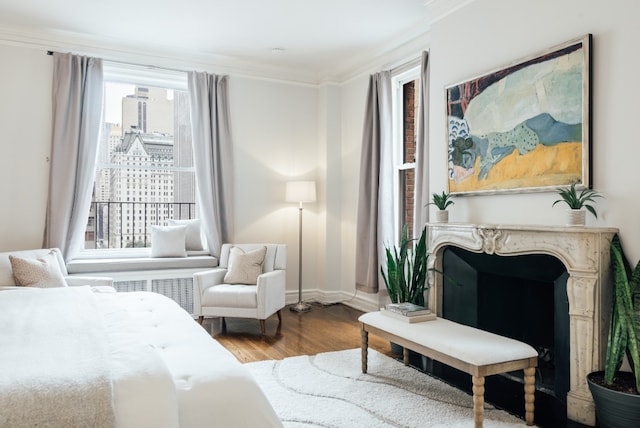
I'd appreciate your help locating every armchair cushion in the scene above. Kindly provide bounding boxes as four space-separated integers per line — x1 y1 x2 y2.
223 246 267 285
9 250 67 288
202 284 258 308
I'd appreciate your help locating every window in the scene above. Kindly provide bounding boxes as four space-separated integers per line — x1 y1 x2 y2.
84 65 195 250
391 66 420 242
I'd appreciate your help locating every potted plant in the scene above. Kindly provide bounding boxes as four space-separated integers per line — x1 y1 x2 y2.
552 182 603 226
380 224 429 355
429 191 454 223
381 224 429 307
586 234 640 427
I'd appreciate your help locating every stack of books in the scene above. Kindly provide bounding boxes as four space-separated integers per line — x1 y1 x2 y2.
380 302 436 323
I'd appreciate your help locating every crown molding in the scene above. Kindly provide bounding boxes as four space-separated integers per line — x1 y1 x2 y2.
0 0 474 87
0 25 322 86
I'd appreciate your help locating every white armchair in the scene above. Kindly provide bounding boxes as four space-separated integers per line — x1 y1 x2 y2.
193 243 286 335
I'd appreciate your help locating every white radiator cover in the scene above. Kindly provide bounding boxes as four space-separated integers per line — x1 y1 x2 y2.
73 268 210 315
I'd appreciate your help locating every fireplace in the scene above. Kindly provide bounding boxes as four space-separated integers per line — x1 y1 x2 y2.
426 223 618 426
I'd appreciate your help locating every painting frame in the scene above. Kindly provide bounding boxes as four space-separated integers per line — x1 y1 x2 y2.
445 34 592 195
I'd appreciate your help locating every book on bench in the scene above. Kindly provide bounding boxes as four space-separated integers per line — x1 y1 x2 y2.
380 308 436 323
383 302 431 316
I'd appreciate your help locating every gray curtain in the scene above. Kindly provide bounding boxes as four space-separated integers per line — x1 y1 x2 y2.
187 72 234 257
413 51 431 237
355 71 393 294
44 53 104 261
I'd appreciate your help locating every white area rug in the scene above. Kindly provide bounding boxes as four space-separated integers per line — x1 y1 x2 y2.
245 348 534 428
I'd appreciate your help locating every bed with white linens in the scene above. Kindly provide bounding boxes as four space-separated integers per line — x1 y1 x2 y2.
0 285 282 428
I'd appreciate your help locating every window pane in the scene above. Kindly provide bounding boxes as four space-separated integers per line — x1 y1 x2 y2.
85 82 195 249
400 78 418 240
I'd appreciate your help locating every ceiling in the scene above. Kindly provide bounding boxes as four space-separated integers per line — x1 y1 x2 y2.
0 0 471 82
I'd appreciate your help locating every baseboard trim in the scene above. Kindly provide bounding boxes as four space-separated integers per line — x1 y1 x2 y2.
286 289 379 313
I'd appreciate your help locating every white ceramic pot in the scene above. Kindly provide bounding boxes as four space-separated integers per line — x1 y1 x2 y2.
433 210 449 223
566 209 586 226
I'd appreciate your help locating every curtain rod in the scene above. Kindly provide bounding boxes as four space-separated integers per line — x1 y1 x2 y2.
45 50 190 74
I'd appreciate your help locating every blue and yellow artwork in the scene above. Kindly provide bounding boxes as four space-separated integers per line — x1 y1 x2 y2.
446 35 590 194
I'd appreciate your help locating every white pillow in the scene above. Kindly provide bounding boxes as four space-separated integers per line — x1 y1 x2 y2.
223 246 267 285
151 225 187 258
168 219 204 251
9 250 67 288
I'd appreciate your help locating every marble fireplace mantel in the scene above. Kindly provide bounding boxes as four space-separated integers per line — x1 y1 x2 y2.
426 223 619 426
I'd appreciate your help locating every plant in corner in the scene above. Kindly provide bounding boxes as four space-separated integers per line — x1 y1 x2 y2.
380 224 429 307
586 234 640 427
552 182 603 225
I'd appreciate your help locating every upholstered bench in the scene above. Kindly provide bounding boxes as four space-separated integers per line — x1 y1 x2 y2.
358 311 537 428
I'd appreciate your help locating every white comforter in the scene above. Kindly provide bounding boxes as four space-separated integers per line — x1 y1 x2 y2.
0 286 283 428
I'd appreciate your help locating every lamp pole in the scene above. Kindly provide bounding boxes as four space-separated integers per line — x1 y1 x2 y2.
286 181 315 313
290 200 311 312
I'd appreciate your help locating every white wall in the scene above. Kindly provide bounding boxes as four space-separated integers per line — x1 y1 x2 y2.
228 76 320 297
428 0 640 262
0 45 52 251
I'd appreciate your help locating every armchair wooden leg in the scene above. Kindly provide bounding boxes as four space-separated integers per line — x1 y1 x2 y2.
221 317 227 332
260 319 266 335
276 309 282 323
197 316 204 324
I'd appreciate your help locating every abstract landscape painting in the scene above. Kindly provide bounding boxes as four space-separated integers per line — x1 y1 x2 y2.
446 34 591 194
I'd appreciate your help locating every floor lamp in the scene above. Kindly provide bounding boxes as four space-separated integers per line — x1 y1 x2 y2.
286 180 316 313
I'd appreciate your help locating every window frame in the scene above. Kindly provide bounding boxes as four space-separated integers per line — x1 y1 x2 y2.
391 65 420 244
81 63 196 255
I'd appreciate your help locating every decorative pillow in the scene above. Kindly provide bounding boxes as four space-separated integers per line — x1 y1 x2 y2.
168 219 204 251
223 246 267 285
9 250 67 288
151 225 187 258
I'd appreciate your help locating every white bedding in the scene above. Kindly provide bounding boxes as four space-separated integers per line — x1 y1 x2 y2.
0 286 282 428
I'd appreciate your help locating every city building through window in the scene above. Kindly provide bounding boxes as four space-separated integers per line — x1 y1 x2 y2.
84 68 195 250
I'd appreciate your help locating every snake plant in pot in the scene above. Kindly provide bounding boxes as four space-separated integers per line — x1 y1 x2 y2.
586 234 640 427
380 224 429 307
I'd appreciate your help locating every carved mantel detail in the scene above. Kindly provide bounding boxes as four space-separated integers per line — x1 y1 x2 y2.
426 223 618 426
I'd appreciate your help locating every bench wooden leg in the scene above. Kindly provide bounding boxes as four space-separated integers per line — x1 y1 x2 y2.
360 327 368 373
472 375 484 428
524 367 535 425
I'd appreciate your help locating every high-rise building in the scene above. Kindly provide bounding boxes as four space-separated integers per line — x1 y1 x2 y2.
109 131 174 248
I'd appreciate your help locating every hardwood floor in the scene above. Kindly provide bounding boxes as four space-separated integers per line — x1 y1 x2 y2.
200 302 395 363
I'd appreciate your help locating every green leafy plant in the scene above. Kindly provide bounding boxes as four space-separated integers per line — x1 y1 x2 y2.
429 191 455 211
380 224 429 306
604 234 640 393
552 183 603 218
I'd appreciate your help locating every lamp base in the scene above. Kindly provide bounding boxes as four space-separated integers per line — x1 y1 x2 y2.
289 301 312 313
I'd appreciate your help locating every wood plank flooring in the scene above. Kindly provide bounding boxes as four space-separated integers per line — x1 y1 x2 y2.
200 302 395 363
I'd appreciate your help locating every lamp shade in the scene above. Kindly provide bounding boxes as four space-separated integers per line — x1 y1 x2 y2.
286 181 316 203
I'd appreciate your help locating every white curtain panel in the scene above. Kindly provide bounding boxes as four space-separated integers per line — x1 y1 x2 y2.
413 51 431 237
45 53 104 261
355 71 393 294
187 72 234 257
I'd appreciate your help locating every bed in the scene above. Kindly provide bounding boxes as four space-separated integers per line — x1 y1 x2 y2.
0 285 283 428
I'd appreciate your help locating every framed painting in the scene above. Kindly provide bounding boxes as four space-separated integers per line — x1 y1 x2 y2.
446 34 592 195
